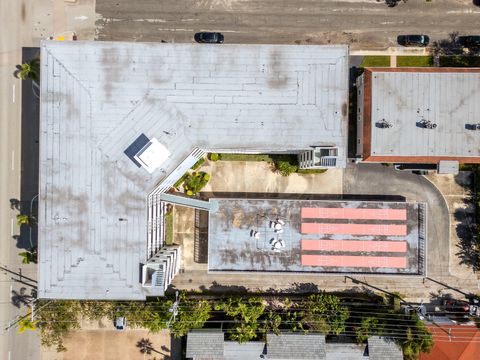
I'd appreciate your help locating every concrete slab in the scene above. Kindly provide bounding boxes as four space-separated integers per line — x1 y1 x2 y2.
201 161 343 195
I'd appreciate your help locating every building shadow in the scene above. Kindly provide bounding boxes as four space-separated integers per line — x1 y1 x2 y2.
18 47 40 250
200 192 404 202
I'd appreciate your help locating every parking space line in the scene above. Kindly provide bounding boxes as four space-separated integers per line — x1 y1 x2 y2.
12 84 15 103
11 218 14 235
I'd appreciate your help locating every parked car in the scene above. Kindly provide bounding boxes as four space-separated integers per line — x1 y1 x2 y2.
397 35 430 47
456 35 480 49
115 316 126 330
194 32 224 44
443 299 470 313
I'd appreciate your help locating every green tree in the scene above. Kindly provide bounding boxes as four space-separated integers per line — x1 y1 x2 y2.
16 214 32 226
18 312 38 333
215 297 265 343
261 310 282 336
16 58 40 83
398 316 433 360
19 247 38 264
355 316 384 342
183 172 210 196
169 294 212 337
36 300 82 352
302 293 349 335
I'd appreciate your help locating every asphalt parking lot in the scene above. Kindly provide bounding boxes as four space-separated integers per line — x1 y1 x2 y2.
95 0 480 49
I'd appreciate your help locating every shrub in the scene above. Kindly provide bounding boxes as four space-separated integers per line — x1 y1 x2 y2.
173 173 188 189
191 158 205 170
209 153 219 161
302 293 349 335
271 155 298 176
183 172 210 196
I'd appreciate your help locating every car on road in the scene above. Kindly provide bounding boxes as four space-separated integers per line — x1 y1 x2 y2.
456 35 480 49
443 299 470 314
115 316 126 331
194 32 224 44
397 35 430 47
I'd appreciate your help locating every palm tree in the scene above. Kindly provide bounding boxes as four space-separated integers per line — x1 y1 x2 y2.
16 214 31 226
15 58 40 84
17 314 38 334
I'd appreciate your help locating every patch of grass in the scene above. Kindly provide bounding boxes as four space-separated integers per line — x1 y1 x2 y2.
360 56 390 68
397 56 433 67
297 169 328 174
165 211 174 245
218 153 273 162
440 56 480 67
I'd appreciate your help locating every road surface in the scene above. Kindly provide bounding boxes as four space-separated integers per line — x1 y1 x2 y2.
96 0 480 49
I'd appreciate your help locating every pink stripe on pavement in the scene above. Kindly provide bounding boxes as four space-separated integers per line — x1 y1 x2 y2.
301 254 407 268
301 239 407 253
301 207 406 220
301 223 407 236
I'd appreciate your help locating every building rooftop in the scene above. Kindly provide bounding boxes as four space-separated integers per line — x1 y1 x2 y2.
367 336 403 360
38 41 348 300
208 199 425 275
266 333 326 360
364 68 480 162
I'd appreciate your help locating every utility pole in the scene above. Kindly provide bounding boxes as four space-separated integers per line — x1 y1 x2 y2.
166 291 180 328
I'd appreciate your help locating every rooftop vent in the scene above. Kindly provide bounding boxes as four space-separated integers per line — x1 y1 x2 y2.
418 119 437 129
376 119 393 129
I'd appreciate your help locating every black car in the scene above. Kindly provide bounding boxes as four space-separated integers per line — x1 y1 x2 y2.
397 35 430 47
456 35 480 49
194 32 224 44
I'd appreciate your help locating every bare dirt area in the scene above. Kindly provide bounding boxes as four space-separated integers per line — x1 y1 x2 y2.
43 329 180 360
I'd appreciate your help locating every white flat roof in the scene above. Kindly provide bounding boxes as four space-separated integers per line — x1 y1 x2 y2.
369 69 480 158
134 138 171 174
38 41 348 300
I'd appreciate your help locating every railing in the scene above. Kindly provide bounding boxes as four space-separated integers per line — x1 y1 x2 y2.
418 203 427 276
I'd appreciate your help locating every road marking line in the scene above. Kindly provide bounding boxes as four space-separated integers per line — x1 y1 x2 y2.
8 350 11 360
11 151 14 170
12 84 15 103
11 218 14 235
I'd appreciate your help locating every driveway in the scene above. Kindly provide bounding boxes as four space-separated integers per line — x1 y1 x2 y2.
343 163 449 277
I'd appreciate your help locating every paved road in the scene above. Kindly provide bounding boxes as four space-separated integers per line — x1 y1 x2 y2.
96 0 480 49
0 0 95 359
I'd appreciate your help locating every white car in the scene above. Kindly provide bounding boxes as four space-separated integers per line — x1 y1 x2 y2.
115 317 126 331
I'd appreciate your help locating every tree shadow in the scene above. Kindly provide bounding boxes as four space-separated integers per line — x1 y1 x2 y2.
136 338 169 358
199 281 248 294
431 32 463 57
453 190 478 271
10 287 34 308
